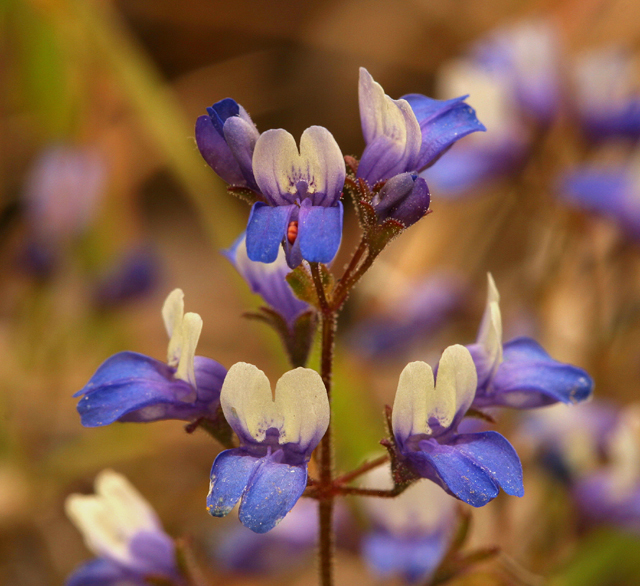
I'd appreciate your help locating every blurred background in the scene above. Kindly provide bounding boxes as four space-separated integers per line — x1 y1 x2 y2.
4 0 640 584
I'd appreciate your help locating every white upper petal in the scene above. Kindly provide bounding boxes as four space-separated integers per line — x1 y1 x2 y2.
392 345 478 439
358 67 421 156
221 362 329 450
360 464 456 536
161 289 202 391
253 126 344 205
65 470 160 564
476 274 503 376
162 288 185 366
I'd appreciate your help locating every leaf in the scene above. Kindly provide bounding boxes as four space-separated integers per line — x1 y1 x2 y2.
286 265 320 307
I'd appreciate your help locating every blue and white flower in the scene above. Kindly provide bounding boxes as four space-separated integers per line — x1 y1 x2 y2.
223 232 309 327
573 47 640 140
207 362 329 533
65 470 179 586
357 68 485 186
360 464 457 584
392 345 524 506
195 98 260 190
468 275 594 410
559 154 640 241
246 126 345 268
75 289 226 426
423 57 528 197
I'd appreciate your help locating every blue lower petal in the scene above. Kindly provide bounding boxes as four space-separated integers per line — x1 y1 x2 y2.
298 201 343 264
481 337 594 409
402 94 486 171
362 531 448 584
246 203 294 263
207 449 259 517
238 452 308 533
75 352 224 425
412 431 523 507
66 558 141 586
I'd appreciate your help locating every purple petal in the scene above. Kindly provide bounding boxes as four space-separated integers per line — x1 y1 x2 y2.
410 431 523 506
476 337 594 409
66 558 142 586
75 352 224 425
207 448 260 517
362 531 449 584
372 173 430 226
298 201 343 265
223 233 309 326
195 115 246 185
127 530 177 577
246 203 295 263
223 116 260 190
402 94 486 171
238 451 308 533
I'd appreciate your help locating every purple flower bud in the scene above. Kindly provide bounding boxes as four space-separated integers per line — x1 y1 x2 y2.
371 173 430 226
195 98 260 189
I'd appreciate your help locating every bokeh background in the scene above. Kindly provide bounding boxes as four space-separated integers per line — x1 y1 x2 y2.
3 0 640 584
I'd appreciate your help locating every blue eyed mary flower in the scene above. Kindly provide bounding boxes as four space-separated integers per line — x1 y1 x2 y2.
559 154 640 241
360 464 457 584
223 232 309 327
75 289 226 426
357 68 485 185
207 362 329 533
573 47 640 140
195 98 260 190
65 470 179 586
468 275 594 410
574 405 640 533
246 126 345 268
392 345 524 506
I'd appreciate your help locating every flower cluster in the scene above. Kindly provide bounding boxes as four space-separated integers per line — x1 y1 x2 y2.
70 65 597 586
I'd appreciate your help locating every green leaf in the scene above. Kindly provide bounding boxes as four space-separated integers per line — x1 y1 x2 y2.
286 265 320 307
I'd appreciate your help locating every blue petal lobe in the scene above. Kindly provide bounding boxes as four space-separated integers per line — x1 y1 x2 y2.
402 94 486 171
66 558 139 586
362 531 448 584
238 453 308 533
195 115 245 185
412 431 523 506
128 530 177 577
484 337 594 409
298 201 343 264
207 449 259 517
246 203 294 263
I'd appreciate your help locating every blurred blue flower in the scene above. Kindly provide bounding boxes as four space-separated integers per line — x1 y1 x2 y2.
573 47 640 140
223 232 309 327
22 144 106 276
207 363 329 533
473 19 562 123
348 271 465 359
92 247 160 310
359 464 457 584
392 345 524 507
357 68 485 185
75 289 226 425
246 126 345 268
213 499 319 573
195 98 260 190
468 275 594 409
559 163 640 240
422 50 529 197
65 470 180 586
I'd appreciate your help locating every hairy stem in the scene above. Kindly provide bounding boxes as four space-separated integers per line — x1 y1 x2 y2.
333 454 389 485
311 262 337 586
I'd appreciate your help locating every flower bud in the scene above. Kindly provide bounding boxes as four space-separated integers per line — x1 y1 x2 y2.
371 173 431 227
